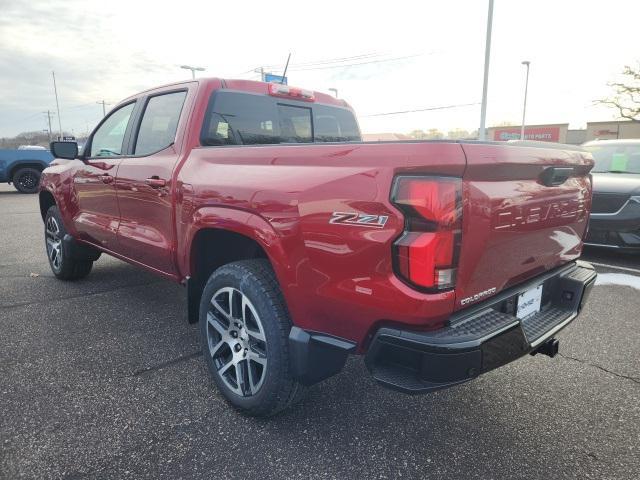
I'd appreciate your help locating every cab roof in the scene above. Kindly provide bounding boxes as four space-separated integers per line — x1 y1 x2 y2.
120 77 350 109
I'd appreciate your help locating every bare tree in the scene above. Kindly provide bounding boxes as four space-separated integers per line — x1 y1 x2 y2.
0 130 83 149
597 63 640 122
408 129 427 140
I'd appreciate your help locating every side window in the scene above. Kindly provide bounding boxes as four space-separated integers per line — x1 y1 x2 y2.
277 104 312 143
202 92 279 145
90 102 135 157
134 91 187 155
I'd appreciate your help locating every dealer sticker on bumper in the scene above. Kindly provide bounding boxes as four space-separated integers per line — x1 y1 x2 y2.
516 284 543 320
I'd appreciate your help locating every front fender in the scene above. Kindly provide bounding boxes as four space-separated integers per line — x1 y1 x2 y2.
38 162 80 235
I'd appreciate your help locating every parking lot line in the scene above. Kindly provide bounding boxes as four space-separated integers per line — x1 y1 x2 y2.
589 261 640 275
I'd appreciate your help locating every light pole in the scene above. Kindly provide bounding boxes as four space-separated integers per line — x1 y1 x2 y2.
520 60 531 140
181 65 205 79
328 88 338 98
478 0 494 141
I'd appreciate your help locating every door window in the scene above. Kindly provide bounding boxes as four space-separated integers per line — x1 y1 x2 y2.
134 91 187 155
90 103 135 157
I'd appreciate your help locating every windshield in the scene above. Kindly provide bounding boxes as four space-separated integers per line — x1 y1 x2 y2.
585 143 640 174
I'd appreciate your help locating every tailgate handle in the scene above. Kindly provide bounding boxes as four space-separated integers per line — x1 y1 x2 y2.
540 167 574 186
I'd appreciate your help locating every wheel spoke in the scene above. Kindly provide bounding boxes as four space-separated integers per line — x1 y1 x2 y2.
230 289 243 320
48 243 56 260
207 312 227 337
242 296 265 341
248 351 267 367
218 358 234 375
236 360 249 395
247 360 257 395
246 329 265 342
211 297 231 321
208 338 225 358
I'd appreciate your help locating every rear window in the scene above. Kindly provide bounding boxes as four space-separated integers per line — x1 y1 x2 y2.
201 91 360 146
585 143 640 174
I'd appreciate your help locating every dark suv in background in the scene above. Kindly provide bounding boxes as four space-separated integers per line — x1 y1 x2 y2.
583 139 640 250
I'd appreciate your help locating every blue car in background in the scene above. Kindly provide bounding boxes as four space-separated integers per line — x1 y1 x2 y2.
0 147 54 193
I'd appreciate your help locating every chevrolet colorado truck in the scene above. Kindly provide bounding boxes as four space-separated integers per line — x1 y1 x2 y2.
39 78 597 416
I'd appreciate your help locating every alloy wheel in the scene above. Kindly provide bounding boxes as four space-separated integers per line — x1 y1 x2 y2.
45 216 63 271
206 287 268 397
17 171 38 191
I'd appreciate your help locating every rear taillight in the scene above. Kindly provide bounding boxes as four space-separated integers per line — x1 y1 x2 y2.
391 176 462 291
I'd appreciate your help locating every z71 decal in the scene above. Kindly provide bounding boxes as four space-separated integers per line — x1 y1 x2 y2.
329 212 389 229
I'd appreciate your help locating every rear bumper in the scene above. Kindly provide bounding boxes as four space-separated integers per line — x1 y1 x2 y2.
585 198 640 249
364 261 597 394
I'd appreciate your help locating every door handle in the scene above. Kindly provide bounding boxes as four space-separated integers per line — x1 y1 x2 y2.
145 177 167 188
99 174 113 184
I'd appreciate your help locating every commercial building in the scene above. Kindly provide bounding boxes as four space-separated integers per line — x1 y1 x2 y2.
488 124 568 143
487 120 640 145
584 120 640 142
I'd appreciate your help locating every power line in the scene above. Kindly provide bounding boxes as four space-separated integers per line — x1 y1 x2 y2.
362 102 480 117
64 102 99 109
260 52 383 70
285 54 423 72
0 111 43 126
237 52 390 76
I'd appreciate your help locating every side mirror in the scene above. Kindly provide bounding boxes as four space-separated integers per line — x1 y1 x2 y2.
50 141 78 160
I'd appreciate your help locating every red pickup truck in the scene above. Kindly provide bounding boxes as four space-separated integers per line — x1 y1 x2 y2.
39 78 597 416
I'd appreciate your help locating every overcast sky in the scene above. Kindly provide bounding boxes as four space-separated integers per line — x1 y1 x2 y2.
0 0 638 138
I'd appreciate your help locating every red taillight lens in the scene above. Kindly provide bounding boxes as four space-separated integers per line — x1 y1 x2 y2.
394 179 459 227
268 83 315 101
391 176 462 291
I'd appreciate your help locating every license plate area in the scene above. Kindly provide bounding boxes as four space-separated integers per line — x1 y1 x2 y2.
516 284 543 320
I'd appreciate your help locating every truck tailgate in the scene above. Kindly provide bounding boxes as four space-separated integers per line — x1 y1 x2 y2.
454 143 593 311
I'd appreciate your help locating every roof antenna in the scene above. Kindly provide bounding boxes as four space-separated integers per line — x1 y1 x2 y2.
281 53 291 84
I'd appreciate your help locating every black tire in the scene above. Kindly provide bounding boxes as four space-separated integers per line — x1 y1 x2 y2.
13 167 41 194
199 259 305 416
44 205 93 280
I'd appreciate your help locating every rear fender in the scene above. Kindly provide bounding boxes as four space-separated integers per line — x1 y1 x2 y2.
182 206 296 322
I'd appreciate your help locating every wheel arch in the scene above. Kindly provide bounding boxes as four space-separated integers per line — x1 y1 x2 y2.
39 189 56 221
184 208 294 324
9 161 46 179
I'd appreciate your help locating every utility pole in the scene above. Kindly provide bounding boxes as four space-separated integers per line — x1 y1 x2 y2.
478 0 494 141
329 88 338 98
520 61 531 140
43 110 54 142
52 71 63 140
97 100 110 117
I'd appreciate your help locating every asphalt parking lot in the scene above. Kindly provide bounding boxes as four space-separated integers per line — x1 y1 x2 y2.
1 183 639 480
